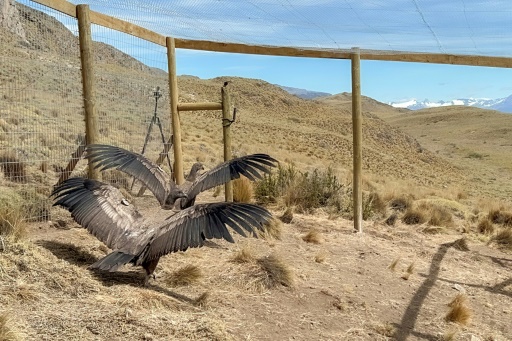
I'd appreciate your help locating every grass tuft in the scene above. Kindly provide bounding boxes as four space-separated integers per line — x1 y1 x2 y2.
279 206 294 224
384 213 397 226
256 254 294 288
259 217 282 240
489 228 512 250
0 207 27 243
477 218 495 235
402 209 427 225
301 228 323 244
233 176 254 203
488 209 512 227
452 238 469 251
231 244 256 264
0 152 27 183
389 196 412 212
0 312 23 341
445 294 472 325
194 292 210 307
165 264 202 287
388 257 400 272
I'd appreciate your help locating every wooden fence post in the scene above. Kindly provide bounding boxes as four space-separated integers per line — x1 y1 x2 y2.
77 4 100 180
167 37 184 185
351 47 363 233
222 83 233 202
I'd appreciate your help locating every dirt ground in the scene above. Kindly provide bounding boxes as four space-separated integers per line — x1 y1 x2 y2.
1 191 510 341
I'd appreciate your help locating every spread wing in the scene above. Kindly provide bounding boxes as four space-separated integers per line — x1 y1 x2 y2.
143 202 272 261
85 144 172 206
51 177 150 254
180 154 278 208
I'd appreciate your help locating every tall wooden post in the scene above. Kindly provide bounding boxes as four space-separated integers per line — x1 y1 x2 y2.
166 37 184 185
222 83 233 202
351 47 363 233
77 4 100 180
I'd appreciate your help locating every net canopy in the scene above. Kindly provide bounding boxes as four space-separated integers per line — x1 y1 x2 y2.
64 0 512 57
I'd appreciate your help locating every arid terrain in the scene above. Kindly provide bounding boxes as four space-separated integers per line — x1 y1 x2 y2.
0 2 511 341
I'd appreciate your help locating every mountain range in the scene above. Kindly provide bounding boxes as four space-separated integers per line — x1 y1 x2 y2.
388 95 512 113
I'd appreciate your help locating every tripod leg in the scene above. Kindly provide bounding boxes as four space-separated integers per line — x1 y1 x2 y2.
131 118 156 191
155 117 173 174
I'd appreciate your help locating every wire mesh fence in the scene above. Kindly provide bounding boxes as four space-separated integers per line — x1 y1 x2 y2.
0 1 174 222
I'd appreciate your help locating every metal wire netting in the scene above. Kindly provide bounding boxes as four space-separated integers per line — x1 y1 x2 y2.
64 0 512 57
0 1 174 222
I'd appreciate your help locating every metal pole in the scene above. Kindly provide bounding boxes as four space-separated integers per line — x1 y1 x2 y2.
77 4 100 180
351 47 363 233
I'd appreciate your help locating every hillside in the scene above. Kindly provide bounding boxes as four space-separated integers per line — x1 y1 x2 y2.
0 2 511 341
374 106 512 199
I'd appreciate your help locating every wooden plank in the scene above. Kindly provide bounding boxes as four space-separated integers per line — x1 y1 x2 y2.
90 11 166 46
167 37 184 185
221 83 233 202
77 5 100 180
31 0 76 17
351 48 362 233
31 0 512 68
178 102 223 111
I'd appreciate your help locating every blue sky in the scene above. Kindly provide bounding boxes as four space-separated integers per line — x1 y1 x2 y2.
26 0 512 104
176 50 512 103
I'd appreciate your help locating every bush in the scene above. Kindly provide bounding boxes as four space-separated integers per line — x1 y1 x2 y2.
488 209 512 227
402 209 427 225
389 196 412 212
0 152 27 183
254 164 298 204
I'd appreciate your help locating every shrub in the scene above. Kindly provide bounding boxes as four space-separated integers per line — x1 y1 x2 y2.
0 153 27 183
389 196 412 212
362 191 386 220
445 294 472 325
488 209 512 227
477 218 494 235
254 163 297 204
256 254 294 288
489 228 512 250
402 209 427 225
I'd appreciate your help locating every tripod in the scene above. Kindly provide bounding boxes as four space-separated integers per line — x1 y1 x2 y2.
131 86 173 190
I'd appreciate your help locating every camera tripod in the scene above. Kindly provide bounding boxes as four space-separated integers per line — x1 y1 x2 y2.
131 86 173 190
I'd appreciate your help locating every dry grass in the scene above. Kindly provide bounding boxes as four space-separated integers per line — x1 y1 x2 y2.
372 322 396 337
427 206 454 227
279 206 294 223
478 218 495 235
388 196 412 212
259 217 282 240
384 213 397 226
230 244 256 264
452 237 470 251
193 292 210 307
445 294 472 325
402 209 427 225
401 262 415 280
0 312 23 341
0 152 27 183
314 252 327 263
489 228 512 250
302 228 323 244
165 264 203 287
488 209 512 227
255 254 294 289
0 207 27 243
233 176 253 203
388 257 400 272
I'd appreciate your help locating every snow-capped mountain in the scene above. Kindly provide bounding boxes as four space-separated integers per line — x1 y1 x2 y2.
389 95 512 113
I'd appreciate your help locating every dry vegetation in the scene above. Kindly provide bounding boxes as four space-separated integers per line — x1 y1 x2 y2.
0 3 511 340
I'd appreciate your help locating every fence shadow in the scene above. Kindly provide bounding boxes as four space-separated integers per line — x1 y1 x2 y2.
393 242 453 341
